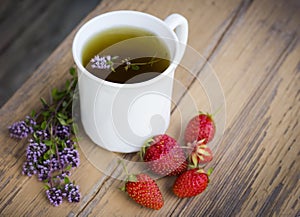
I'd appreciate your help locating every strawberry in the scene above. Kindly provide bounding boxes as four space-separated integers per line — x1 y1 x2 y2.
188 140 213 166
140 134 187 176
184 112 215 144
123 173 164 210
173 168 212 198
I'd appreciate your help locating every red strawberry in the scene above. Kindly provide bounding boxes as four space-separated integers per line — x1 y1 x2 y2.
188 140 213 166
140 134 187 176
173 168 212 198
184 112 215 144
124 173 164 210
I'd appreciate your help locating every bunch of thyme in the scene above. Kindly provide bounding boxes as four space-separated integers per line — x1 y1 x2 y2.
8 67 80 206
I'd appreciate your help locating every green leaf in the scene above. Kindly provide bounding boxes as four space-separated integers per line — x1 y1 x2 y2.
42 111 50 118
51 88 58 100
65 164 72 171
44 140 52 146
62 101 68 108
69 67 76 76
61 141 66 149
57 117 67 126
65 79 70 90
72 123 79 135
44 185 50 190
30 109 36 118
66 118 73 124
53 90 65 101
49 148 55 155
41 121 47 130
40 97 48 107
33 132 38 141
43 151 50 160
57 112 68 120
131 65 139 70
64 176 71 184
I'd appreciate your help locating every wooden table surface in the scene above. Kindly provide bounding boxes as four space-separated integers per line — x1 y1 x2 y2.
0 0 299 216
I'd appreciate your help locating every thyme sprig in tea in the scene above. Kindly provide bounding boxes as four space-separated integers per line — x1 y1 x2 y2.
90 55 161 72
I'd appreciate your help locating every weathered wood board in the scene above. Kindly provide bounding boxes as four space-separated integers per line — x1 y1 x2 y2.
0 0 299 216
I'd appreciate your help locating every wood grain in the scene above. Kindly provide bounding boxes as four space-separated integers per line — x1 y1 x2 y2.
0 0 101 106
0 0 299 216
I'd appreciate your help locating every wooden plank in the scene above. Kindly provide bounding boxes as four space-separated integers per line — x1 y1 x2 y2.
0 0 299 216
0 1 121 216
0 0 101 106
173 0 300 216
74 0 300 216
0 0 244 216
74 0 255 216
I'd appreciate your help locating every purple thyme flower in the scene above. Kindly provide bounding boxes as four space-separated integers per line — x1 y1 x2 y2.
8 120 34 139
90 55 112 69
35 130 50 140
63 183 80 203
22 161 37 177
46 187 63 206
25 115 36 126
59 148 80 168
37 160 51 181
56 125 71 139
26 139 47 163
37 158 61 181
57 170 71 180
123 58 131 66
65 139 75 148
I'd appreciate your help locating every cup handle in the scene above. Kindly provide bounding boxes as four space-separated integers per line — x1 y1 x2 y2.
164 14 188 62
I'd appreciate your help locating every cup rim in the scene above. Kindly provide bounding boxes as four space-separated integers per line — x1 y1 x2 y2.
72 10 180 89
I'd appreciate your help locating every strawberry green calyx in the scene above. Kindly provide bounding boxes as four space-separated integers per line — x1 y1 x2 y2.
191 154 198 168
119 161 139 192
119 185 126 192
197 145 211 156
187 139 213 167
196 168 205 173
207 167 213 176
127 174 138 182
140 138 155 160
195 168 213 176
199 111 212 119
119 159 138 183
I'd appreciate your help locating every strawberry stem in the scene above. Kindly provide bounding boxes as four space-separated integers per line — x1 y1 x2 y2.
118 159 129 176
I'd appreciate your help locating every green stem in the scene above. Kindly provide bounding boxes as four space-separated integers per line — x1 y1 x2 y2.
131 58 161 66
119 159 129 176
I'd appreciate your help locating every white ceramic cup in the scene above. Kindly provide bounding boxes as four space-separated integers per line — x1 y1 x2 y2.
73 10 188 153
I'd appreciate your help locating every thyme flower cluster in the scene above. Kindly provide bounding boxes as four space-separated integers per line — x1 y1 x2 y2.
90 54 160 72
8 68 80 206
